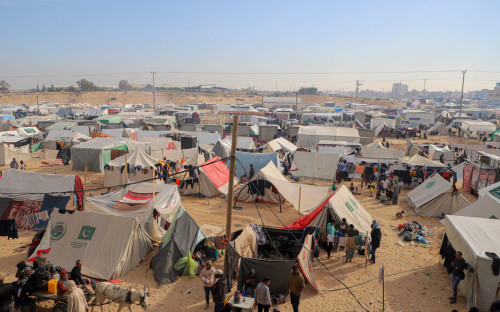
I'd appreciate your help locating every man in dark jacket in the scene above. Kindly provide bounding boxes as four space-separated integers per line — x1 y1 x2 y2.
0 275 17 312
9 158 18 169
213 270 227 312
370 221 382 264
449 251 474 304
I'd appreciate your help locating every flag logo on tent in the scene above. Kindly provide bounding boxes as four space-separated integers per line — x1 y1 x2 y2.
51 222 67 241
346 201 354 212
78 226 96 241
489 186 500 200
425 181 436 189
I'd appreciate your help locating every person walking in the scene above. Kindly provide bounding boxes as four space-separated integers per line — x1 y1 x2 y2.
255 278 271 312
200 261 216 310
449 251 474 304
66 280 88 312
326 219 338 259
345 224 359 263
288 265 305 312
212 270 227 312
370 221 382 264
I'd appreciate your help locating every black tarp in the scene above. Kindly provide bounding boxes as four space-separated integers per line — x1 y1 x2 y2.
237 257 295 296
150 209 202 285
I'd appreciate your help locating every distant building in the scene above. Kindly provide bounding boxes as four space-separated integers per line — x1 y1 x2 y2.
487 83 500 103
392 83 409 99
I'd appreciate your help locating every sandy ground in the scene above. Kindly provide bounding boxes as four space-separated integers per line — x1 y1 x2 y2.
0 134 482 312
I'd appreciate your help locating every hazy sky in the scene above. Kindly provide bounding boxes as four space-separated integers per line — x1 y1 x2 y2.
1 0 499 92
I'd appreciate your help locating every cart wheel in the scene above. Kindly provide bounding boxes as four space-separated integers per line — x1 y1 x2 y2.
52 303 67 312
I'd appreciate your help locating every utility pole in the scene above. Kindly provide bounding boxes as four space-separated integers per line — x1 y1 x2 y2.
355 80 363 98
36 96 40 116
151 71 156 114
423 79 427 100
458 70 467 118
295 90 298 113
224 115 238 277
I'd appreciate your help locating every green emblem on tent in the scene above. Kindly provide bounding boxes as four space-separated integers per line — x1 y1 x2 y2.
345 201 354 212
78 226 96 241
51 222 66 241
489 186 500 200
350 198 358 209
425 181 436 189
489 215 498 219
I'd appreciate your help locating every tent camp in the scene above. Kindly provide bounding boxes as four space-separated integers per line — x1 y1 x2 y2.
104 149 161 187
150 207 206 285
406 173 470 217
403 154 449 168
297 126 360 149
290 151 340 180
234 151 279 179
28 211 153 280
285 185 374 235
263 137 297 153
235 162 330 213
178 156 237 197
161 147 201 166
0 168 83 230
42 130 91 150
441 216 500 311
85 182 182 240
71 137 149 172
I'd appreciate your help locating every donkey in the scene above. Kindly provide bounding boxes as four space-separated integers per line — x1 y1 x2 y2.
92 282 149 312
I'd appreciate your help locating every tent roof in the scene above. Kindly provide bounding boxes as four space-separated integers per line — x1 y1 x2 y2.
453 195 500 220
407 172 452 208
478 181 500 198
72 137 129 150
201 156 232 189
298 126 359 138
403 154 449 168
267 137 297 153
108 149 159 168
45 130 91 141
46 121 79 131
360 148 404 161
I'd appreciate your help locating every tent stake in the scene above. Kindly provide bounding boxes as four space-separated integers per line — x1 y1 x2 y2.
224 115 238 276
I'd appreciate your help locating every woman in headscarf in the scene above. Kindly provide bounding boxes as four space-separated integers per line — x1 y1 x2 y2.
370 220 382 264
66 280 88 312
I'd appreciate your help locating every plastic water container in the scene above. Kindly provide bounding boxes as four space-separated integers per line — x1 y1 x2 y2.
52 274 60 280
48 279 58 294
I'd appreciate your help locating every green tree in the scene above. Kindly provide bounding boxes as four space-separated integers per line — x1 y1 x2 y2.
298 87 318 95
0 80 11 91
36 84 40 92
118 80 133 91
77 79 97 92
142 84 154 92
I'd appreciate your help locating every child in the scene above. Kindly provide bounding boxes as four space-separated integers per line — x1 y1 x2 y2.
349 183 355 192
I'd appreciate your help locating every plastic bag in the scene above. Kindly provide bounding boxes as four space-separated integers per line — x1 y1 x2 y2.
173 250 199 277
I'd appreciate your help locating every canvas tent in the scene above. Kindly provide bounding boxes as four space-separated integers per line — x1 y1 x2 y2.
285 185 374 235
290 151 340 180
71 137 148 172
403 154 449 168
235 162 330 213
179 156 237 197
42 130 90 150
213 136 257 158
28 211 153 280
161 147 200 166
0 168 83 230
406 173 470 217
427 121 449 135
85 182 182 240
359 148 404 163
428 145 455 165
263 137 297 153
441 216 500 311
104 149 161 187
150 207 206 285
297 126 360 148
453 192 500 220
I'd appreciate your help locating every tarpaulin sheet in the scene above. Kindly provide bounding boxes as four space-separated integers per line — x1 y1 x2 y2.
202 156 231 188
234 151 279 178
115 191 159 204
297 234 320 292
33 195 70 230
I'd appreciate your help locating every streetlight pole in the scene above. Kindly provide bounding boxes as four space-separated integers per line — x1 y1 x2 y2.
423 79 427 100
458 70 467 118
295 90 298 113
151 71 156 114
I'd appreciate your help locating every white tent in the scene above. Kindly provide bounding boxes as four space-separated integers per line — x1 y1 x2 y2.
460 120 497 139
235 162 330 213
104 149 161 187
85 182 182 240
297 126 360 148
290 151 340 180
428 145 455 165
264 137 297 153
451 162 465 182
406 173 470 217
212 136 257 158
28 211 153 280
161 147 201 166
42 130 91 150
478 181 500 197
403 154 449 168
453 194 500 220
359 148 404 163
287 185 374 235
442 215 500 311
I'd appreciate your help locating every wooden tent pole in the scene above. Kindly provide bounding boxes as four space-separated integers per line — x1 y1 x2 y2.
125 154 128 185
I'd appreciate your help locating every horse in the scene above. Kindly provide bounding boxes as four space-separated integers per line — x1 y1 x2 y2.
92 282 149 312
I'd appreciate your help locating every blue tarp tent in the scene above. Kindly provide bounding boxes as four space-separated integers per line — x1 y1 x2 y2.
233 151 279 178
